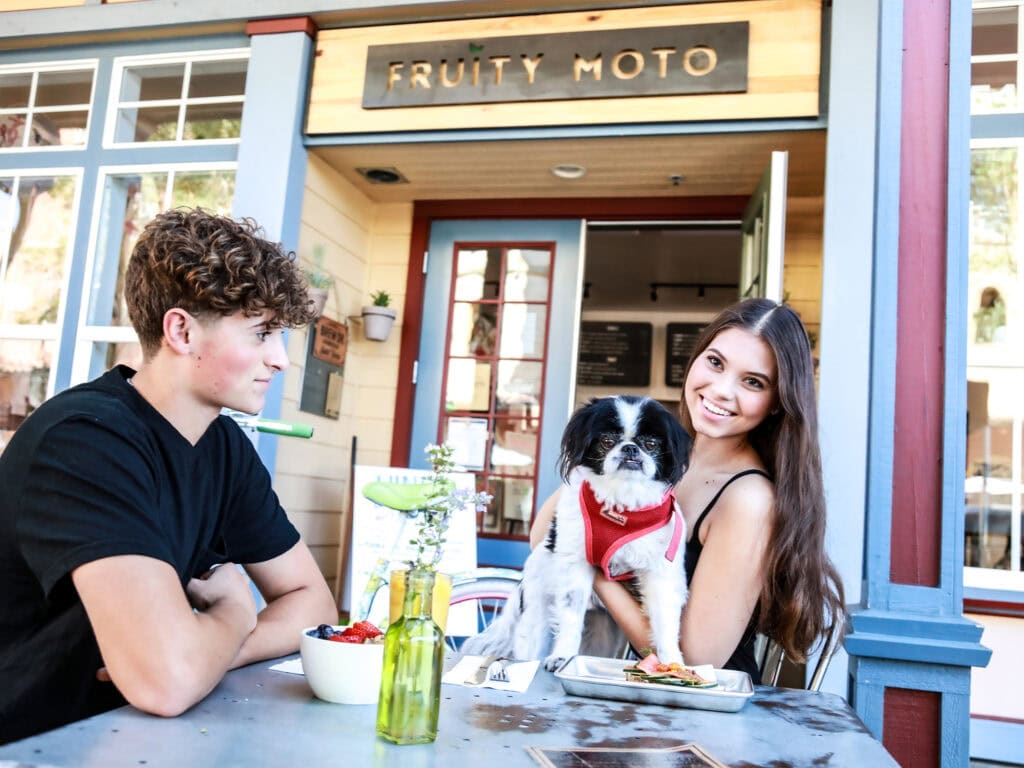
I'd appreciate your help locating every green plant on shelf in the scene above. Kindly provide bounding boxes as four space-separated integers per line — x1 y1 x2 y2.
369 289 391 307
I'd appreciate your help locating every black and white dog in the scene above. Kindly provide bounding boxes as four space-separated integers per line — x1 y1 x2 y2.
462 396 692 671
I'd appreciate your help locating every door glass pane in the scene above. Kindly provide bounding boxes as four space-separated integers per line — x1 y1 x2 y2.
0 175 76 325
454 247 501 300
34 68 93 107
492 477 534 536
445 358 491 412
492 416 537 477
0 72 32 109
187 59 247 98
504 247 550 301
499 303 546 358
966 143 1023 573
496 360 543 412
171 170 235 213
449 302 497 357
0 338 54 451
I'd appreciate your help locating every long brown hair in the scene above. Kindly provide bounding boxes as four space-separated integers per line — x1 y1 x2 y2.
680 298 844 662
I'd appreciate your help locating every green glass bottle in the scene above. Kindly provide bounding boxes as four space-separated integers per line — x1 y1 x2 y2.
376 567 444 745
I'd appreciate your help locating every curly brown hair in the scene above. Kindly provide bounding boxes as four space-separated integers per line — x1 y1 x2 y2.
125 208 316 355
679 298 845 663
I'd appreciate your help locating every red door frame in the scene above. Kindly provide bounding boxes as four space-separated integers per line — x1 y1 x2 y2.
389 195 748 466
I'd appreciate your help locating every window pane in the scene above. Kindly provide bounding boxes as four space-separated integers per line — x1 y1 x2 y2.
182 101 242 140
504 247 550 301
449 302 497 357
491 477 534 535
28 109 88 147
0 72 32 109
972 60 1018 112
0 338 53 451
120 63 185 102
0 116 25 148
88 172 169 326
0 176 76 325
34 68 93 107
973 7 1018 57
445 358 491 412
171 170 235 213
454 247 501 300
496 359 542 412
114 104 180 142
188 59 247 98
499 303 546 358
84 340 143 383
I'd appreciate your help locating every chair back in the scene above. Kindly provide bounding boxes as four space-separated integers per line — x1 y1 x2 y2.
756 610 844 692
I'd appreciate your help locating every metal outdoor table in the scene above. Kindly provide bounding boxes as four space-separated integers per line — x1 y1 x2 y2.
0 655 898 768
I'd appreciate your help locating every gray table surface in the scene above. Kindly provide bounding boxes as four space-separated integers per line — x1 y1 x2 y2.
0 655 897 768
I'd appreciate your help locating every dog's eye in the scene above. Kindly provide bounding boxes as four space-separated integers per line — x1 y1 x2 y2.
639 437 660 452
599 435 617 450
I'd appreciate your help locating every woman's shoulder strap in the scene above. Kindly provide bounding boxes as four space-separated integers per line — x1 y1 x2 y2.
690 468 772 539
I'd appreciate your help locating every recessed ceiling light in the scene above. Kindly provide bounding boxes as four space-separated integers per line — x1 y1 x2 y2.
356 167 409 184
550 164 587 180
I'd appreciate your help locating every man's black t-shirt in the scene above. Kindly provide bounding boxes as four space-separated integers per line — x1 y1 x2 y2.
0 366 299 744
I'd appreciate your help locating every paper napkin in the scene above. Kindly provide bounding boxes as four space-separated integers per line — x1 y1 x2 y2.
442 654 540 693
269 658 305 675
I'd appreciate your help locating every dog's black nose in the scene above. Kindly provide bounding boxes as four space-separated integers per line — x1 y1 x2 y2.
621 443 640 458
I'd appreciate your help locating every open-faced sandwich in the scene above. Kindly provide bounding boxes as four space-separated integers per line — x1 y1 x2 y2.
624 652 717 688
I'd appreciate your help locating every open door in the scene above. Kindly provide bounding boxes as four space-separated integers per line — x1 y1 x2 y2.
408 219 585 568
739 151 788 301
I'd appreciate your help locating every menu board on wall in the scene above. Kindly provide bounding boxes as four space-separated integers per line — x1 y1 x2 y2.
577 321 652 387
665 322 706 387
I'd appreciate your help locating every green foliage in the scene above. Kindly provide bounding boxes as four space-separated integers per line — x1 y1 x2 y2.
305 244 334 290
370 289 391 307
408 443 492 570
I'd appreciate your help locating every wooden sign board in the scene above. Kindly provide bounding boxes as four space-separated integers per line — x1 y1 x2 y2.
312 316 347 367
363 22 748 108
308 0 821 134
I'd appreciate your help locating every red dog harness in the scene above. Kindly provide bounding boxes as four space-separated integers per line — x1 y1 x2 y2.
579 481 684 581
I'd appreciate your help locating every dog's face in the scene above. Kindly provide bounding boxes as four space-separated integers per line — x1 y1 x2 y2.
559 396 691 488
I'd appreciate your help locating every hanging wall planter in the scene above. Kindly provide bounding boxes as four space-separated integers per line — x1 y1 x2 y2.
307 287 329 318
362 290 397 341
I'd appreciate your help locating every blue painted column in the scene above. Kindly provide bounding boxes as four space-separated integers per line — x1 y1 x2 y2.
231 17 315 474
844 1 990 766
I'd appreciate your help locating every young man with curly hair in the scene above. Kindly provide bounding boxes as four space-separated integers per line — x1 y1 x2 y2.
0 208 337 744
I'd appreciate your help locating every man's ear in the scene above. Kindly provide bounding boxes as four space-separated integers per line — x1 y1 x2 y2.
163 308 196 355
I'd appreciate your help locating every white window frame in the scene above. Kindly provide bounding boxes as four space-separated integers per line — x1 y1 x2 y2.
0 59 98 153
0 166 84 401
104 48 249 149
71 160 237 385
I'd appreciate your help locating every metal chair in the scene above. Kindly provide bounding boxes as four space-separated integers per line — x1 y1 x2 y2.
756 610 844 691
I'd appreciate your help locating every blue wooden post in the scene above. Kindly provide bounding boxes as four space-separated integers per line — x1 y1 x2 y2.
844 1 990 765
231 18 315 473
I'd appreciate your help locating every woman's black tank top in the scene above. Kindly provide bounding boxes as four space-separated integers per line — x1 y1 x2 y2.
683 468 771 680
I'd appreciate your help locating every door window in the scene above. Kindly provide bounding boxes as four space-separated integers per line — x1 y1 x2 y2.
440 244 552 538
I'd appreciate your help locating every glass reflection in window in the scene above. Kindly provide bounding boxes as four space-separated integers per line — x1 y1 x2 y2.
0 175 77 325
499 303 547 359
454 247 500 301
0 338 54 450
504 248 550 301
972 6 1020 112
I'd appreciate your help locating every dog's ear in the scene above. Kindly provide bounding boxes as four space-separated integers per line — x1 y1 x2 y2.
558 398 603 481
662 409 693 486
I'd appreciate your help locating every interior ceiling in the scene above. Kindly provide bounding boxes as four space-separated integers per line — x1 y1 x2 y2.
313 129 827 203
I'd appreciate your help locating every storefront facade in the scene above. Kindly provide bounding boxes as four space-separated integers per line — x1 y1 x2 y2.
0 1 1013 764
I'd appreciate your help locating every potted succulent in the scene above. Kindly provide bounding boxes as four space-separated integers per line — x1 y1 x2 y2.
305 245 333 318
362 289 398 341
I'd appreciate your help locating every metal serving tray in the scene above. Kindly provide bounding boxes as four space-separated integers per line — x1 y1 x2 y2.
554 655 754 713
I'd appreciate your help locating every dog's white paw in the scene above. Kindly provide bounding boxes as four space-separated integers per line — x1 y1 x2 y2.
543 655 569 672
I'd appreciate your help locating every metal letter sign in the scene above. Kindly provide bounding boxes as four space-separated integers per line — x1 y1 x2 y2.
362 22 748 108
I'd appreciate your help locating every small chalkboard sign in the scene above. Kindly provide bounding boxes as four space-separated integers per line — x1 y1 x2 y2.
665 322 706 388
577 321 652 387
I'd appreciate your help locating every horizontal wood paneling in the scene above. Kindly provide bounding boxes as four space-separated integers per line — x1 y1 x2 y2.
308 0 821 134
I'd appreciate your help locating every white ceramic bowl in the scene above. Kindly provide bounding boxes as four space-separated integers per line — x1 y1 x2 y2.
300 625 385 705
